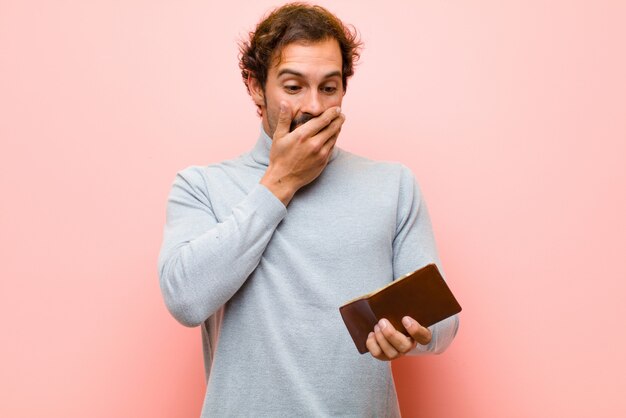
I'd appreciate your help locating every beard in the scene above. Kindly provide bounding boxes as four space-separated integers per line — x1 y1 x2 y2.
289 113 315 132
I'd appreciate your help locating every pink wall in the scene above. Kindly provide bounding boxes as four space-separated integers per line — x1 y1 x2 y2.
1 1 625 417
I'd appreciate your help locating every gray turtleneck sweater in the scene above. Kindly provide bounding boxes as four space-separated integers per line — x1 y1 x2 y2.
158 129 459 417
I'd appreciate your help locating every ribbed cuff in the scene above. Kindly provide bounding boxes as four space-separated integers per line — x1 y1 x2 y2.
246 183 288 225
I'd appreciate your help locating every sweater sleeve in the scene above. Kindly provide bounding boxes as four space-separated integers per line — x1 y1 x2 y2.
157 166 287 327
392 165 460 355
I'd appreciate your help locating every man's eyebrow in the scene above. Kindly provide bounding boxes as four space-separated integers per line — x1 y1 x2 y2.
322 70 342 79
277 69 342 79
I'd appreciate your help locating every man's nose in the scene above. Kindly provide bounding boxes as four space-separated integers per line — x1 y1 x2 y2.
299 90 323 116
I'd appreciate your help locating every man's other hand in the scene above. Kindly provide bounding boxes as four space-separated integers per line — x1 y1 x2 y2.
260 101 344 206
366 317 432 361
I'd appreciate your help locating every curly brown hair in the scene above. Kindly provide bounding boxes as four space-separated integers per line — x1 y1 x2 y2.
239 3 362 103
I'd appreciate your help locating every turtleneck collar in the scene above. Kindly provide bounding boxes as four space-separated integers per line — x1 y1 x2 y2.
250 126 340 167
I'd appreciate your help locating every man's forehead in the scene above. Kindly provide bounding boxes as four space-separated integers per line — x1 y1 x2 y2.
271 39 343 73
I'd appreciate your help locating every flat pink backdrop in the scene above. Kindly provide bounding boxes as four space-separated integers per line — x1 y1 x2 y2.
1 1 625 417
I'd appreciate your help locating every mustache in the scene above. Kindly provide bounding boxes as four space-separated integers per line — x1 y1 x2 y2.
289 113 316 132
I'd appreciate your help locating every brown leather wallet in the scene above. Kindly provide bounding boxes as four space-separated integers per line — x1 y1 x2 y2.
339 263 462 354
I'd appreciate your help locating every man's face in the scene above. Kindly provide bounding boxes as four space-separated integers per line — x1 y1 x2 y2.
252 38 345 137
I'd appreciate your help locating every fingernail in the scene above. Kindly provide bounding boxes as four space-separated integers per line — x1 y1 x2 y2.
379 319 388 330
374 324 380 333
402 317 412 328
336 107 341 114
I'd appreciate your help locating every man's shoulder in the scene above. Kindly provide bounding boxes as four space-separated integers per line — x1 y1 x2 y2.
175 153 250 181
168 153 250 198
334 148 415 180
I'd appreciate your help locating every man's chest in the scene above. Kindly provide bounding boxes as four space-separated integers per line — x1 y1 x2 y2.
204 162 398 261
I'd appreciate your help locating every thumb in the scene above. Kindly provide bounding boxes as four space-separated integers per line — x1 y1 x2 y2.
402 316 432 345
273 101 292 140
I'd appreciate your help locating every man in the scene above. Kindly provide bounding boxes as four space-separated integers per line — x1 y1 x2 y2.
158 3 459 416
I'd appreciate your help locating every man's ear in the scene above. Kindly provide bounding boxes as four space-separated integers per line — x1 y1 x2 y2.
248 74 265 107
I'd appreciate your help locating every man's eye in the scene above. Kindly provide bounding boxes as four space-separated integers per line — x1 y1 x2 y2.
322 86 337 94
284 85 301 93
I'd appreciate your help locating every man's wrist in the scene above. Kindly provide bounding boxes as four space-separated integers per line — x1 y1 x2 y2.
260 169 298 206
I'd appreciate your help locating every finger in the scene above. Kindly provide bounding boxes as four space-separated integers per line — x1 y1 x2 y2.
366 332 386 360
294 106 341 139
378 319 416 354
402 316 432 345
319 113 345 145
273 101 293 140
319 130 339 161
374 324 400 360
311 113 344 154
317 112 345 142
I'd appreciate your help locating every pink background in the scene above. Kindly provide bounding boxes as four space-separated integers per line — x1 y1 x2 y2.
1 1 625 417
